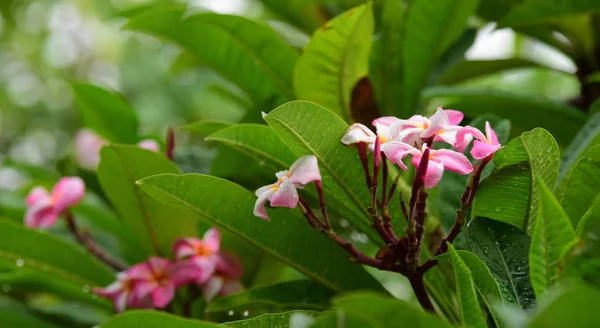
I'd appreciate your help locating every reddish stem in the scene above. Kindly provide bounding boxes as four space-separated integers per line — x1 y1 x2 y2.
166 127 175 161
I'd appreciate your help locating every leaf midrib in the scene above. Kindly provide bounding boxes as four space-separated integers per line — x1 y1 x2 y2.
205 136 290 170
490 233 523 309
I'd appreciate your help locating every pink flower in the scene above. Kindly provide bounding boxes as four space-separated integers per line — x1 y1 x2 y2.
202 251 244 302
137 139 160 152
385 143 473 188
93 272 142 313
74 129 106 170
393 107 464 146
24 177 85 228
341 120 403 154
253 155 321 221
173 228 222 283
455 122 502 160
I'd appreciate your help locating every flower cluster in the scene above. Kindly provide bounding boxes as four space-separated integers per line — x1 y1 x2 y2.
25 177 85 228
342 107 501 188
74 129 160 170
94 228 243 312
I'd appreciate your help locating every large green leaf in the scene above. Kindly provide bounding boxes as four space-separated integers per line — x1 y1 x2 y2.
528 286 600 328
125 6 298 108
499 0 600 28
309 311 376 328
100 311 218 327
401 0 480 114
205 124 297 172
529 180 577 300
0 307 60 328
557 112 600 184
72 83 139 143
467 218 536 310
207 280 334 312
438 59 545 85
0 221 114 287
264 101 378 243
138 173 385 293
223 311 318 327
182 120 233 138
422 87 585 144
473 128 560 233
98 145 197 256
294 3 374 121
258 0 326 32
448 245 487 328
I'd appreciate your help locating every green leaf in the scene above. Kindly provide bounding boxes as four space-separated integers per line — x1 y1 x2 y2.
264 101 378 244
473 128 560 232
309 311 375 328
448 245 487 328
99 311 218 327
72 83 139 143
370 0 405 116
467 217 536 309
558 112 600 182
0 221 114 287
401 0 480 114
499 0 600 28
422 87 585 144
181 120 233 137
125 6 298 108
205 124 297 172
138 173 385 293
258 0 326 32
0 307 60 328
294 3 374 121
207 280 334 312
528 286 600 328
98 145 197 256
223 311 318 327
529 179 577 300
438 59 545 85
331 292 453 328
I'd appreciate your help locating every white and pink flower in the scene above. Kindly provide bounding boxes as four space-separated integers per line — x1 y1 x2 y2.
455 121 502 160
24 177 85 228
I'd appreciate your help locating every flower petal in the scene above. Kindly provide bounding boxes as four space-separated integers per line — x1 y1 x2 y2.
269 179 299 208
434 125 461 145
383 141 419 170
51 177 85 213
220 278 244 296
74 129 106 170
444 109 464 125
253 187 276 221
471 141 502 160
454 126 486 152
170 261 204 286
191 256 218 284
216 250 244 278
485 121 500 145
255 183 277 197
126 262 153 280
147 257 172 273
341 123 376 145
422 158 445 189
421 108 449 138
133 280 157 301
172 238 199 259
202 276 224 302
24 198 58 228
26 187 50 207
203 228 221 253
372 116 400 127
151 284 175 308
288 155 321 185
137 139 160 152
433 149 473 175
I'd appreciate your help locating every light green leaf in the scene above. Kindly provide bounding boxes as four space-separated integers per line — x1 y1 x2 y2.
309 311 375 328
125 6 298 108
98 145 197 256
401 0 480 114
422 86 585 144
467 218 536 309
448 245 487 328
530 179 577 300
223 311 319 327
99 311 218 327
0 221 114 287
207 280 333 312
438 59 546 85
294 2 374 121
181 120 233 137
528 286 600 328
499 0 600 28
473 128 560 233
72 83 139 143
264 101 378 244
205 124 297 172
138 173 385 293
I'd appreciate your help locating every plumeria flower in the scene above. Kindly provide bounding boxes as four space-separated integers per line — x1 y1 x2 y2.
393 107 464 146
137 139 160 152
455 122 502 160
125 257 195 309
24 177 85 228
253 155 321 221
173 228 222 283
341 120 402 155
385 143 473 188
93 271 143 312
74 129 106 170
202 251 244 302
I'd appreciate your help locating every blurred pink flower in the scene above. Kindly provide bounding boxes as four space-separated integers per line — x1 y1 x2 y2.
254 155 321 221
455 122 502 160
173 228 222 283
24 177 85 228
74 129 106 170
202 251 244 302
93 272 142 313
137 139 160 152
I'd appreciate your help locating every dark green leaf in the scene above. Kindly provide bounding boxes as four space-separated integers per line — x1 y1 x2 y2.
100 311 218 327
422 86 585 144
181 120 233 137
473 128 560 232
499 0 600 28
401 0 480 114
138 173 385 293
529 179 577 300
448 245 487 328
294 3 374 121
98 145 197 256
223 311 319 327
207 280 333 312
72 83 139 143
0 221 114 287
467 217 536 309
558 112 600 183
258 0 326 32
125 7 298 108
309 311 378 327
528 286 600 328
0 307 60 328
438 59 545 85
